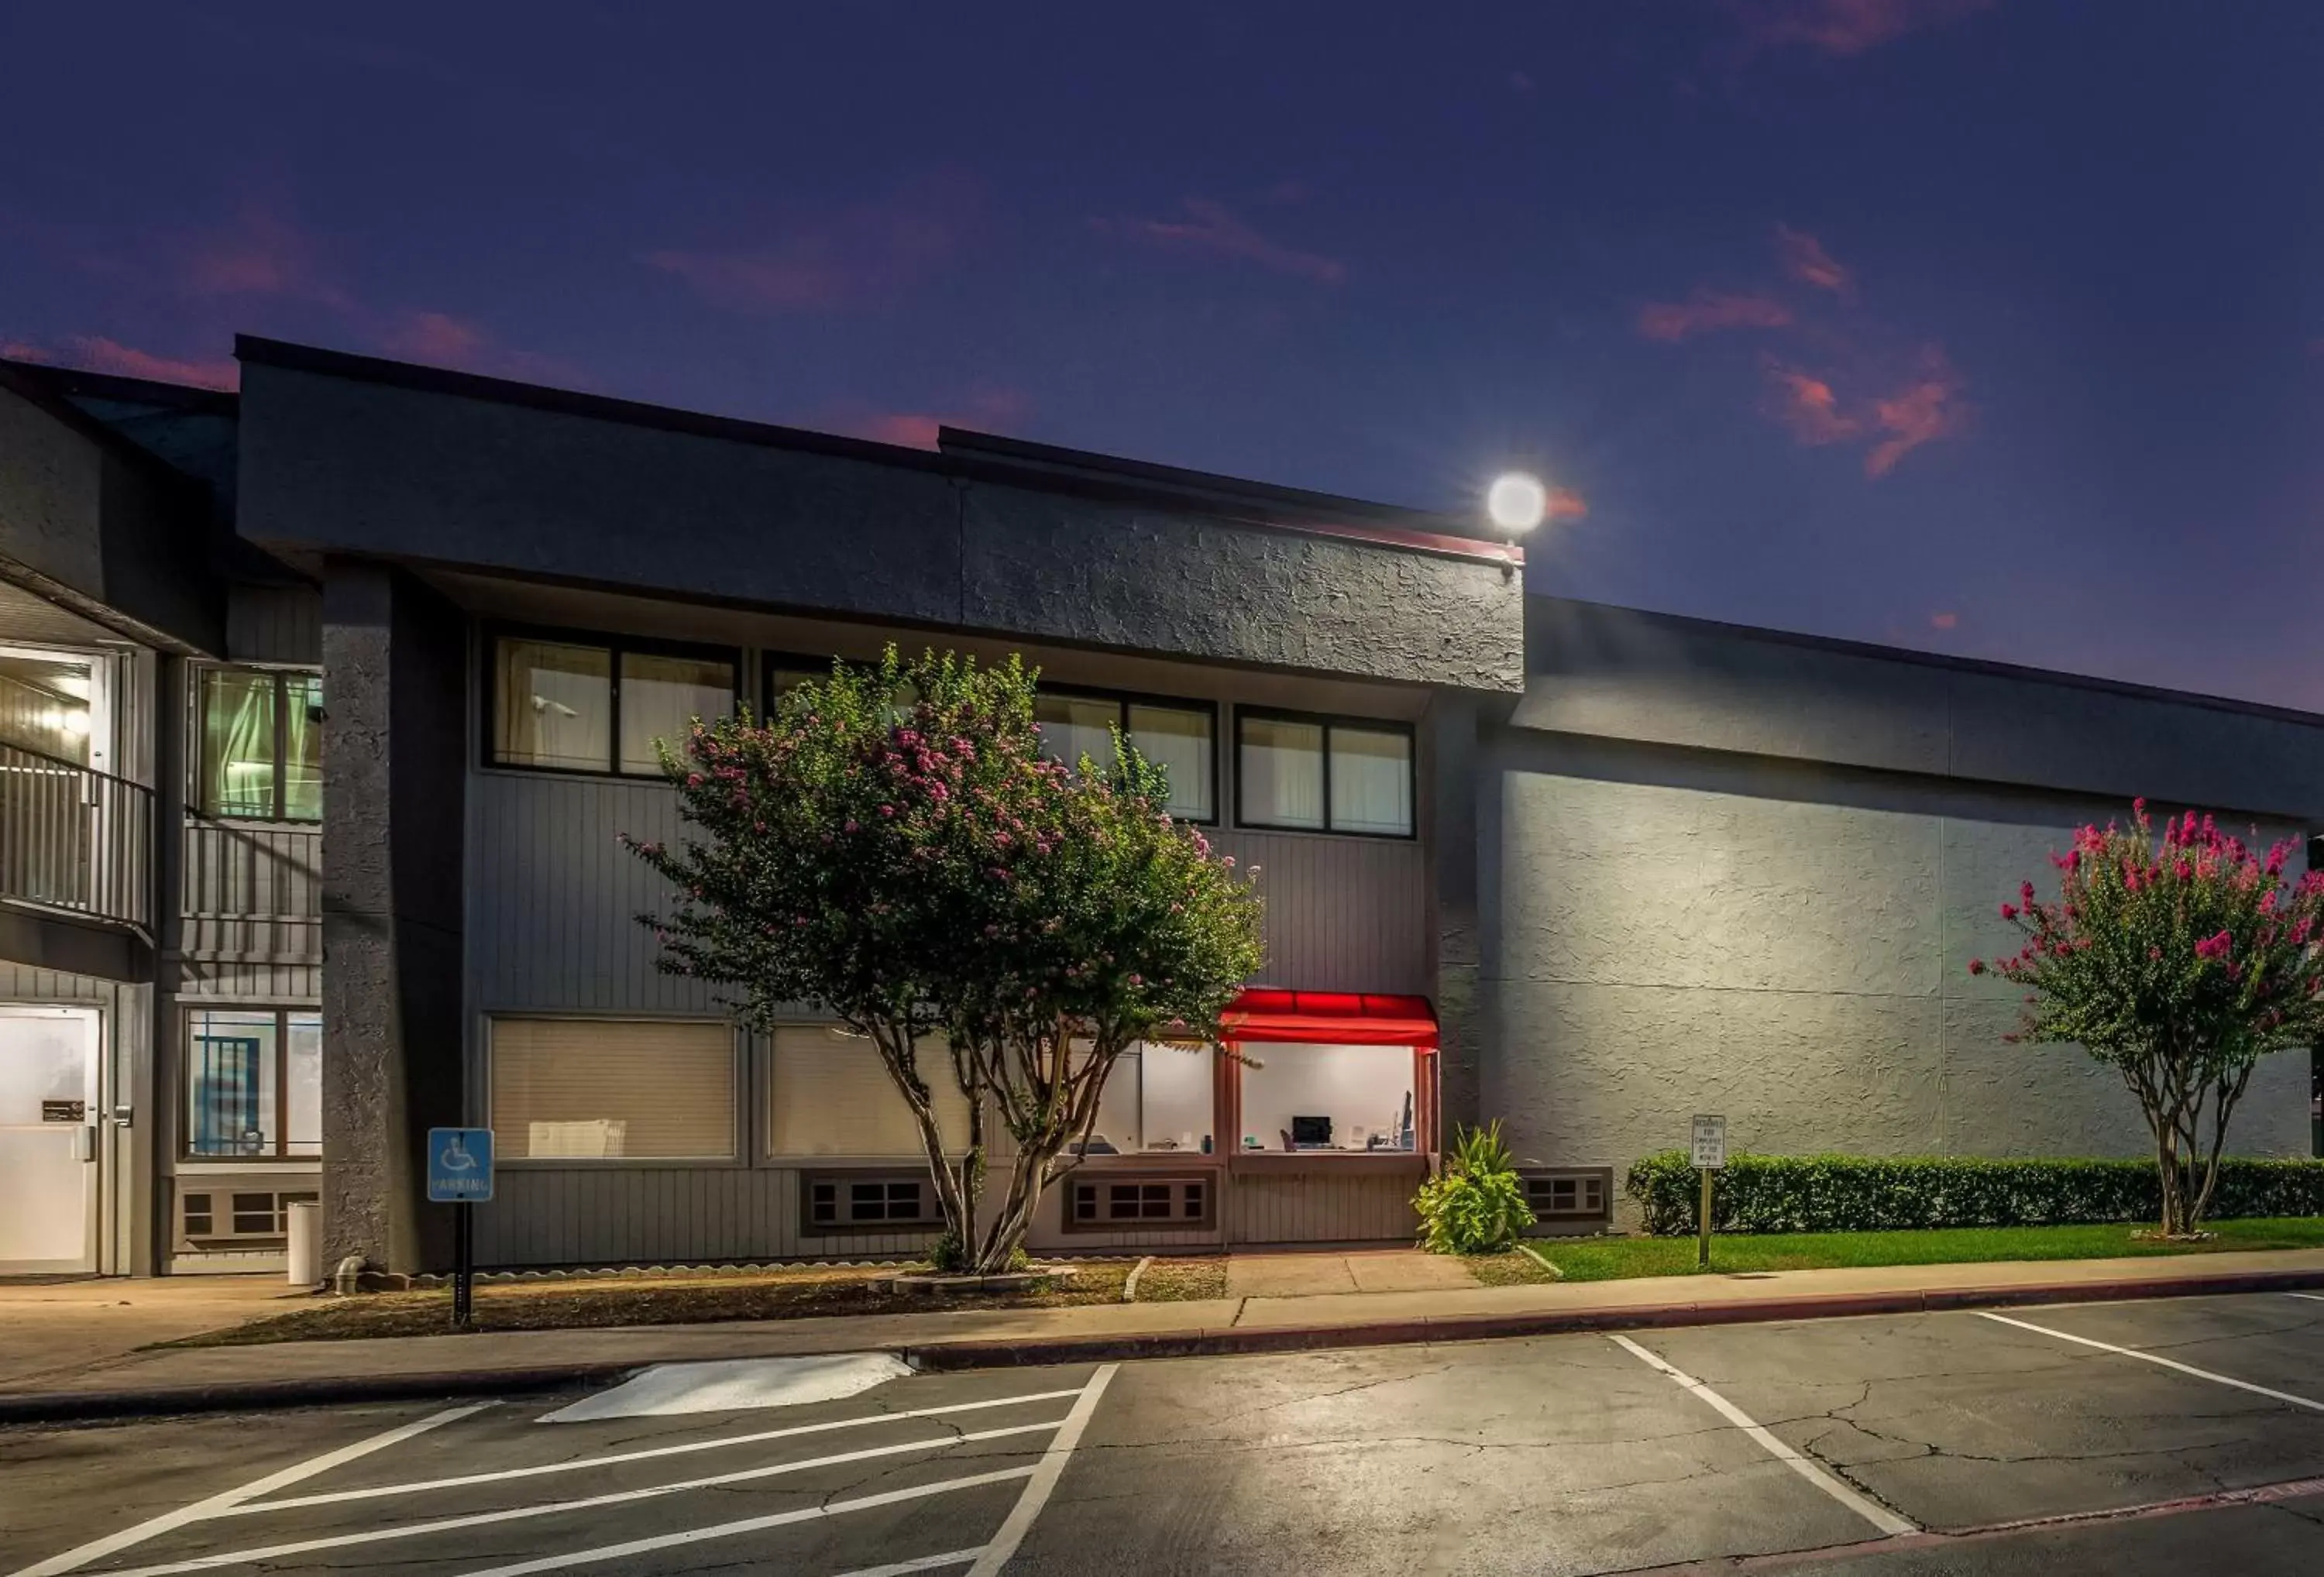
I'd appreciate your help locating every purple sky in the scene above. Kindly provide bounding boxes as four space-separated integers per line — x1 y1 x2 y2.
5 2 2322 708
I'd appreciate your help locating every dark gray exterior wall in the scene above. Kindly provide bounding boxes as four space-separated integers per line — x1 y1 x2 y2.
320 562 466 1274
0 376 222 655
1523 596 2324 820
1487 600 2324 1207
233 358 1523 693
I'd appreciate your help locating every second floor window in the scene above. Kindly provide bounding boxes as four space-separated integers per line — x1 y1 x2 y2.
1236 709 1415 837
1033 690 1216 823
199 668 321 821
492 634 737 776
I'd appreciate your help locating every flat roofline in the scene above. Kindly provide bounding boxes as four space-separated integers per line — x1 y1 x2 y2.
232 336 1514 563
1530 592 2324 731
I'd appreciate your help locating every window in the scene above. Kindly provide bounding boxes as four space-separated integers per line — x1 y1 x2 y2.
1067 1175 1212 1231
765 655 916 715
178 1187 318 1245
803 1173 946 1233
1236 710 1413 837
489 1017 737 1160
490 633 736 776
1033 690 1215 822
183 1008 321 1158
1076 1041 1215 1156
769 1026 972 1157
198 669 323 821
1236 1041 1416 1155
1521 1170 1611 1224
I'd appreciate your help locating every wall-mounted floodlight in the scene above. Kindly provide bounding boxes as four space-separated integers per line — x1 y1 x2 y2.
1487 472 1549 534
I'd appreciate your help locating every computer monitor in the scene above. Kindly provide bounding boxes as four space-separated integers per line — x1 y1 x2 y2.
1291 1115 1332 1148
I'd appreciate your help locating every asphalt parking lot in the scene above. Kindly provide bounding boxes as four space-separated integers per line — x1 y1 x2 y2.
4 1290 2322 1575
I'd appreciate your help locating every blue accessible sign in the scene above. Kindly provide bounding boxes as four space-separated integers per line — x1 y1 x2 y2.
426 1126 495 1203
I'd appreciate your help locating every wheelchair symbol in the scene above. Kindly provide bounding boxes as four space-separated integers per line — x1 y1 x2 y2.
440 1139 477 1171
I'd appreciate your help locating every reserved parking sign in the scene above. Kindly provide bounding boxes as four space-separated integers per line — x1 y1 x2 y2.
1690 1114 1728 1171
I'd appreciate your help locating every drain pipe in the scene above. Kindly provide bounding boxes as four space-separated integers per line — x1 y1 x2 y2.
331 1254 367 1297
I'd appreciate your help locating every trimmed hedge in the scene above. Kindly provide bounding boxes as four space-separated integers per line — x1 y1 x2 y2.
1624 1152 2324 1236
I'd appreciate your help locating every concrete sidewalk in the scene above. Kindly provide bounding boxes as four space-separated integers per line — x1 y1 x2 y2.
0 1274 308 1390
7 1247 2324 1423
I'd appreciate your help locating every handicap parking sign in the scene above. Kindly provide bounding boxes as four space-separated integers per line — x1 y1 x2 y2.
427 1126 495 1202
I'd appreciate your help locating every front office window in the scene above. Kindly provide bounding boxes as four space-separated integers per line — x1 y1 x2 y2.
1078 1041 1216 1156
490 1017 737 1160
491 634 737 775
1236 709 1414 837
1236 1041 1416 1155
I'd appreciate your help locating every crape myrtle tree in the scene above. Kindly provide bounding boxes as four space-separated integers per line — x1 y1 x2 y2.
1972 801 2324 1237
624 648 1264 1273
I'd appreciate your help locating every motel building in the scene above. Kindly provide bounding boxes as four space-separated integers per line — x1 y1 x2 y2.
2 338 2321 1280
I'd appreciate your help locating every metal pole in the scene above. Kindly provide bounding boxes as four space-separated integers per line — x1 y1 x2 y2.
1697 1167 1713 1270
453 1201 473 1328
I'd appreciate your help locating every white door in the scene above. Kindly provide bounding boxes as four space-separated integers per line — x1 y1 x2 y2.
0 1006 100 1273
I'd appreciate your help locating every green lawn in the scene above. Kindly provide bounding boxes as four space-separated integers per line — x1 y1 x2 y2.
1527 1216 2324 1283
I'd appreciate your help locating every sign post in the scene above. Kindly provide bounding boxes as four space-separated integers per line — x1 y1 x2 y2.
1690 1114 1728 1270
425 1127 494 1328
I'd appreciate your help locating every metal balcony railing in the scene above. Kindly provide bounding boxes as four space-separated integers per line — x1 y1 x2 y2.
0 741 153 931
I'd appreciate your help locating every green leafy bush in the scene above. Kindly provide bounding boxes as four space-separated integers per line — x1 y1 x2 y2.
1625 1151 2324 1236
1416 1122 1537 1254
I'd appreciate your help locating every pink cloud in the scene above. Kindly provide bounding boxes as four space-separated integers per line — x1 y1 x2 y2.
1732 0 1995 57
647 174 978 313
1637 290 1795 342
1093 198 1344 283
179 207 353 309
1929 611 1959 630
1 334 239 391
1762 363 1861 444
842 388 1028 451
382 310 485 363
1546 486 1589 522
1760 348 1968 475
1863 352 1968 476
373 310 590 389
1772 224 1852 294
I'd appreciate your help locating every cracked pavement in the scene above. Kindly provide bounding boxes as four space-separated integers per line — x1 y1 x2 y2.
5 1292 2324 1575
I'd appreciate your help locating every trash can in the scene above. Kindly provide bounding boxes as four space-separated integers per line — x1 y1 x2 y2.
286 1200 323 1287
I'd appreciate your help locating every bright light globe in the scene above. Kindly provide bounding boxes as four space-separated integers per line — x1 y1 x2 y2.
1487 472 1549 534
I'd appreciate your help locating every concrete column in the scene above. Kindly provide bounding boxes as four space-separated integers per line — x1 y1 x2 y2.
1424 691 1483 1137
321 562 466 1275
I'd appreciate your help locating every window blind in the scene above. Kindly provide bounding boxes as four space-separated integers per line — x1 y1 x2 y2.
490 1018 736 1160
769 1027 971 1157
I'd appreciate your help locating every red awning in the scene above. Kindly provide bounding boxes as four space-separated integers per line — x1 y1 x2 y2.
1220 988 1439 1047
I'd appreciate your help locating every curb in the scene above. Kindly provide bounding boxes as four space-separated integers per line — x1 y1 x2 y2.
906 1265 2324 1370
9 1264 2324 1425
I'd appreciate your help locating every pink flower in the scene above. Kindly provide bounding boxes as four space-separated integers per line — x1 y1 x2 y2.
1999 902 2017 920
2194 929 2233 961
879 804 896 818
1967 959 1986 975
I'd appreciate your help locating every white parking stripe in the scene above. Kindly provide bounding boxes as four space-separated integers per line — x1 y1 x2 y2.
827 1552 987 1577
2286 1293 2324 1304
223 1386 1087 1514
6 1403 487 1577
1977 1311 2324 1411
100 1420 1064 1577
456 1471 1034 1576
1608 1335 1917 1539
969 1363 1119 1576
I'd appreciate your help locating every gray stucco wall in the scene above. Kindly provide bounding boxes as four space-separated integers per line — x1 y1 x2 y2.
0 379 222 654
1480 732 2315 1201
321 562 468 1274
1524 596 2324 821
235 356 1522 692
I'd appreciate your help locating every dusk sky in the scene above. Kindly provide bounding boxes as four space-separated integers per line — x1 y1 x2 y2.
5 2 2322 709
